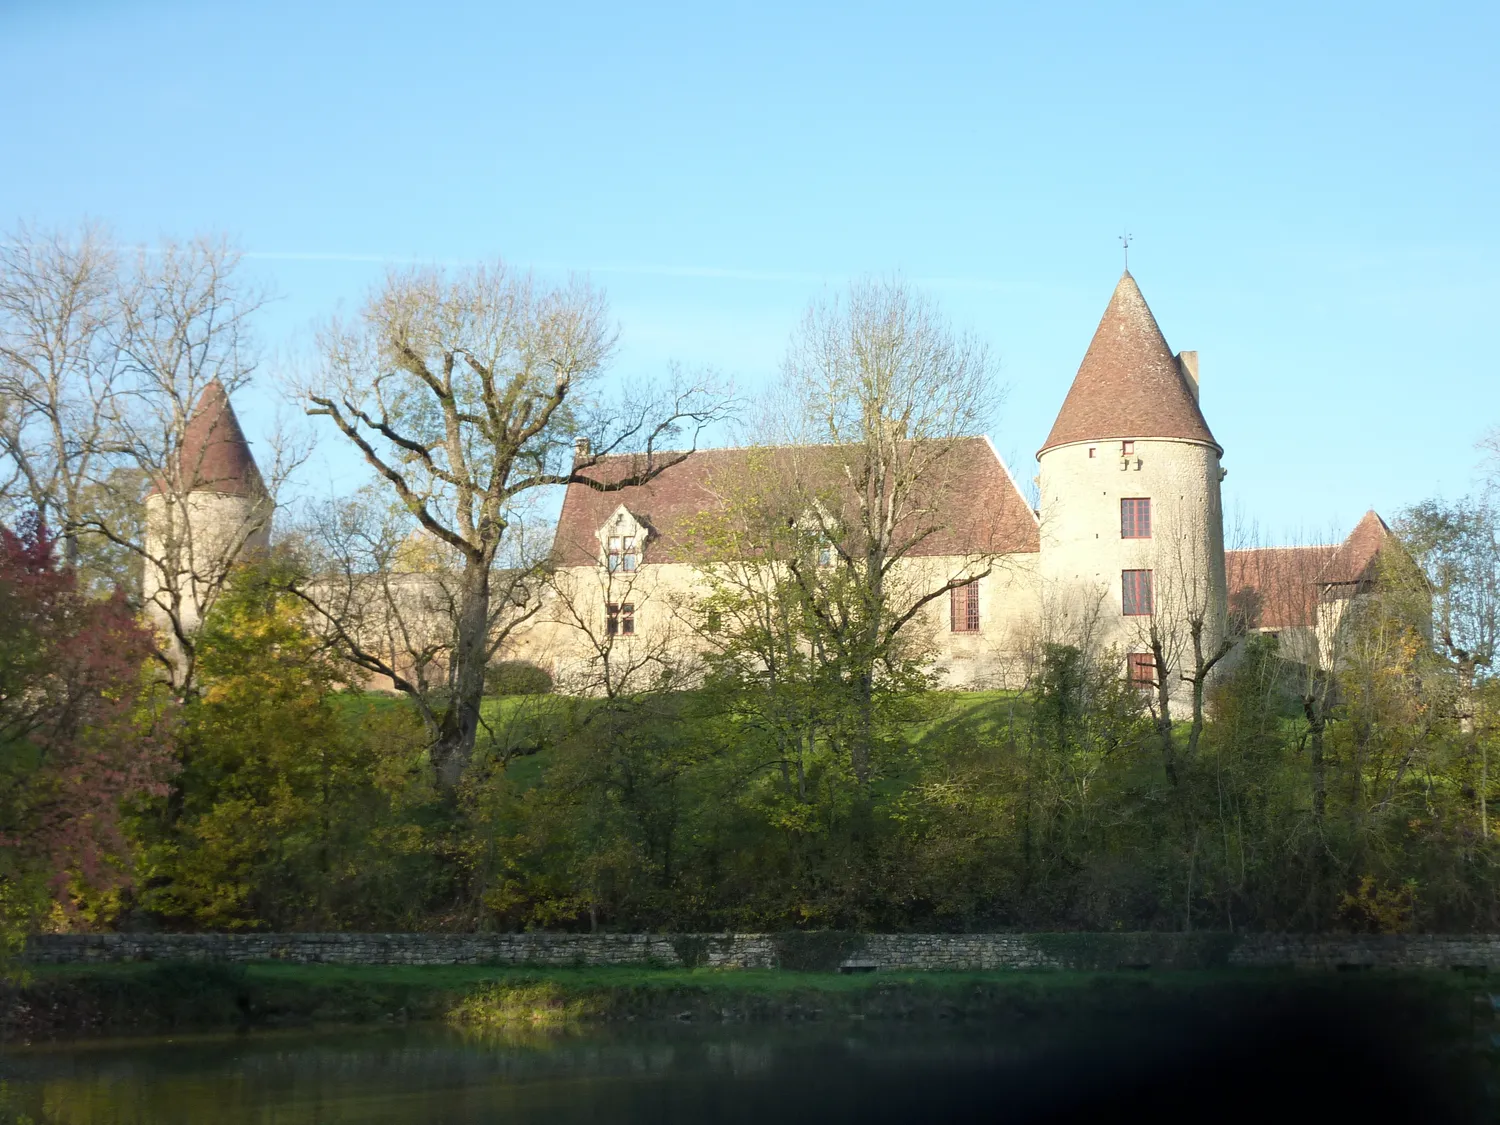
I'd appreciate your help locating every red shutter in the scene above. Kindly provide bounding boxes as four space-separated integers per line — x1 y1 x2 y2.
950 582 980 633
1121 498 1152 538
1128 653 1155 685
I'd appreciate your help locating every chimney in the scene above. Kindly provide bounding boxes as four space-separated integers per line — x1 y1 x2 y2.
1176 350 1199 402
573 436 591 464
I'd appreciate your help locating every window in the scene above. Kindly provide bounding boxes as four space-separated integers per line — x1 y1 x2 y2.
1120 497 1152 539
949 581 980 633
1088 446 1096 459
1121 440 1135 455
1127 653 1156 687
607 532 640 572
1122 569 1154 616
816 538 833 568
606 602 635 636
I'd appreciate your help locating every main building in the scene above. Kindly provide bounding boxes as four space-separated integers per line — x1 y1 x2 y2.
151 272 1402 699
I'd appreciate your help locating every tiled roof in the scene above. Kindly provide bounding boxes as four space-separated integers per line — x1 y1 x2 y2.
1226 511 1396 629
154 379 266 497
1039 272 1220 456
1226 546 1337 629
551 436 1039 567
1320 510 1393 586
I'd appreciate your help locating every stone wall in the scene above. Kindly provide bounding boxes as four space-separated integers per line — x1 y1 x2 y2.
26 931 1500 972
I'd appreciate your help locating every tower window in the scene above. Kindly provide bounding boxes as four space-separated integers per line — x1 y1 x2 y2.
1121 440 1134 455
1122 570 1154 616
606 602 635 636
1120 498 1152 539
950 581 980 633
1088 446 1096 459
1127 652 1156 687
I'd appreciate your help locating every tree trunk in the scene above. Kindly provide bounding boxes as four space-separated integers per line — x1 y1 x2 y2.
851 668 874 784
1302 695 1326 824
431 558 491 791
1152 638 1177 787
1458 661 1484 837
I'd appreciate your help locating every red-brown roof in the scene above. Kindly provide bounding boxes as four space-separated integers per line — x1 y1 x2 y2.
1226 511 1397 629
1321 510 1392 586
1039 272 1220 456
552 436 1039 567
160 379 266 497
1226 545 1337 629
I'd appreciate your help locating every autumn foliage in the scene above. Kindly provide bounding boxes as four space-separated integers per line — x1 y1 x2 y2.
0 515 172 932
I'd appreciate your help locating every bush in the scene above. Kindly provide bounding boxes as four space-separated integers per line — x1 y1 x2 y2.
485 661 553 696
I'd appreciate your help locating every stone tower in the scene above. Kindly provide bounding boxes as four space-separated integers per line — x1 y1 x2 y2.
143 379 272 683
1036 272 1227 695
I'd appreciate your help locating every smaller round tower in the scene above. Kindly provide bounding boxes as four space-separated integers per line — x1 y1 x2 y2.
143 379 272 682
1036 273 1227 695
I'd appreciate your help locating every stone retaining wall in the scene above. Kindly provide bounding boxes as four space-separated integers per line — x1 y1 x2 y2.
25 931 1500 972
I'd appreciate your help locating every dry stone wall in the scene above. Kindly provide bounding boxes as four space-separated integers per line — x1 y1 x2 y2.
26 932 1500 971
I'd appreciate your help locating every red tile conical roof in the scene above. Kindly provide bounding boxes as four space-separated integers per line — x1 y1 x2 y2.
169 379 266 497
1039 272 1220 457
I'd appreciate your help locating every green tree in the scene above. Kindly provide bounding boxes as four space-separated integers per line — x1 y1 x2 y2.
134 561 429 929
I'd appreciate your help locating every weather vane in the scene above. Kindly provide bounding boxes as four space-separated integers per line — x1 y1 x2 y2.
1120 232 1133 271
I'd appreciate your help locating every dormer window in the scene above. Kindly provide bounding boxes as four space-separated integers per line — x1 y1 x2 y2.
598 506 645 572
607 535 638 572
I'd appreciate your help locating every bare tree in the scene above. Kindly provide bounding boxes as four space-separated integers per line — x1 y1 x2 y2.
82 239 298 692
1224 534 1338 819
720 278 1004 784
1480 426 1499 496
294 488 549 743
0 229 295 690
299 261 726 789
0 222 122 573
1398 498 1498 833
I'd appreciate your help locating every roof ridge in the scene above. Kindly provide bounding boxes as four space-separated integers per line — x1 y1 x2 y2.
580 434 995 460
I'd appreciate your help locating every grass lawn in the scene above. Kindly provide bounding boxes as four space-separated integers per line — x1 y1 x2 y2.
6 961 1482 1040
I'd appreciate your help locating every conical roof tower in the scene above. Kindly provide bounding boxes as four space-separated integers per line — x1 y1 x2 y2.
173 379 265 496
1039 272 1219 456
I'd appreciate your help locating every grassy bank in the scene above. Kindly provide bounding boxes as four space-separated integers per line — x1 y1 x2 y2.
1 962 1486 1042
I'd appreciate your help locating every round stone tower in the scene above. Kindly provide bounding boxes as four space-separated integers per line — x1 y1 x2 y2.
143 379 272 683
1036 272 1227 693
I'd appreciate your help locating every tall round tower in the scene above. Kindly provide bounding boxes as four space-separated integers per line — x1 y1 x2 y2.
1036 272 1227 694
143 379 272 684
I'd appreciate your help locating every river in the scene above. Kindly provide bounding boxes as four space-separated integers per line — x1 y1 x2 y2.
0 1001 1493 1123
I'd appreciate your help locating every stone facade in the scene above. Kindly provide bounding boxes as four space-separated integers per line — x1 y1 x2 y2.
28 931 1500 972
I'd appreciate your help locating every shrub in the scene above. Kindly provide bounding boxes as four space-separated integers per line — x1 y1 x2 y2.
485 661 553 696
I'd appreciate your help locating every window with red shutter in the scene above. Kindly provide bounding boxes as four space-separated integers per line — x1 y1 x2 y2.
1122 570 1154 615
1127 653 1155 686
949 581 980 633
1120 497 1151 539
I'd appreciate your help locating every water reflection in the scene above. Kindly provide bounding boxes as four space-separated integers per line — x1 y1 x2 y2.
0 1007 1490 1124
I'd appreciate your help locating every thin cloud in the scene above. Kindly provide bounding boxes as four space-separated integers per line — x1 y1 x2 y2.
116 245 1024 292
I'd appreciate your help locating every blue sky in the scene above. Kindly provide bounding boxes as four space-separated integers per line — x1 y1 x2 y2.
2 0 1495 544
